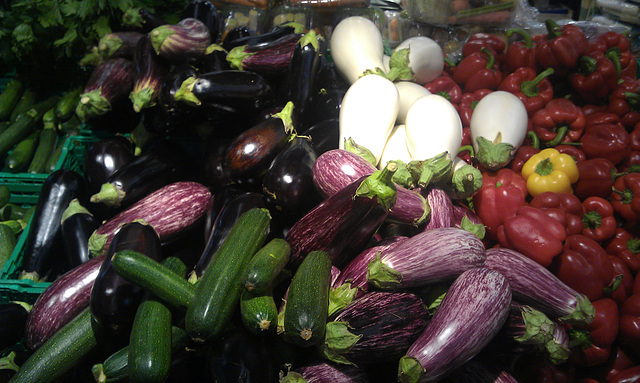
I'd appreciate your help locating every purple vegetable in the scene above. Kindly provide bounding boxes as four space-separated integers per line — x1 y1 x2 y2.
442 356 519 383
483 247 595 326
150 18 211 64
227 33 302 74
398 268 512 383
367 227 486 290
422 187 453 231
282 362 369 383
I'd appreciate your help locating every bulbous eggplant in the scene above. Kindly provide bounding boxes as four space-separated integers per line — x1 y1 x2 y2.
149 17 211 64
83 135 136 195
90 221 163 336
129 34 170 112
182 0 219 43
262 135 320 220
301 118 339 155
226 33 302 75
202 137 234 192
60 199 101 269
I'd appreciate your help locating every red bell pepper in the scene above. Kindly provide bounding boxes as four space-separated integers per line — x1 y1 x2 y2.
510 144 541 173
618 293 640 349
550 234 618 302
606 227 640 275
472 168 528 241
458 88 492 127
608 254 634 306
453 47 503 93
619 151 640 174
503 28 538 74
497 205 567 267
461 32 506 62
555 144 587 165
582 197 617 243
569 298 619 367
423 75 462 107
586 345 637 383
607 79 640 130
530 191 584 236
498 67 554 117
631 122 640 152
579 112 631 166
569 51 620 105
532 98 586 147
608 366 640 383
611 172 640 223
589 30 637 80
534 19 590 74
574 157 620 200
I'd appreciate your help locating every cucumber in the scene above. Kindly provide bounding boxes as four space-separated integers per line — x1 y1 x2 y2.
9 88 37 123
243 237 291 293
27 123 58 174
186 208 271 343
0 223 17 271
283 250 332 347
55 86 82 122
8 307 102 383
4 131 39 173
0 78 24 120
240 287 278 335
0 96 58 159
0 185 10 208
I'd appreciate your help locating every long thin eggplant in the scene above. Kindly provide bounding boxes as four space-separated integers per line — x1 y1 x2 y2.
281 362 370 383
60 198 101 269
182 0 219 43
150 18 211 64
90 221 163 336
226 33 302 75
483 247 595 326
130 34 169 112
422 187 454 230
83 135 136 195
97 32 145 60
19 169 88 282
224 24 297 51
398 268 512 383
441 355 519 383
0 302 30 353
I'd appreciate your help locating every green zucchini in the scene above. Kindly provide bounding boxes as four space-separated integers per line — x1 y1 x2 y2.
27 123 58 174
9 88 37 123
243 237 291 293
55 86 82 122
0 185 10 209
282 250 331 348
186 208 271 344
1 219 25 236
8 307 102 383
240 287 278 335
110 251 195 308
0 78 24 121
4 131 39 173
0 222 17 271
0 96 58 159
0 121 10 134
45 133 70 172
58 115 82 134
0 203 28 221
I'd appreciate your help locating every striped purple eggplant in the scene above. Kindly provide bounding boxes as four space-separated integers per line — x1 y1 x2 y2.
227 33 302 75
422 187 453 231
321 291 429 367
398 268 512 383
281 362 369 383
313 149 430 226
97 31 145 60
88 181 211 257
150 18 211 64
483 247 595 326
366 227 486 290
130 34 169 112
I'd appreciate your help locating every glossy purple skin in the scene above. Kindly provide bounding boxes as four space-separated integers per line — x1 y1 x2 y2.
156 18 210 63
24 255 105 350
312 149 429 226
483 247 584 320
373 227 486 289
295 362 369 383
405 268 512 382
422 187 453 231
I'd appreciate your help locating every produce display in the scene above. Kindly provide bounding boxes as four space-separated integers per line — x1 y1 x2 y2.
1 1 640 382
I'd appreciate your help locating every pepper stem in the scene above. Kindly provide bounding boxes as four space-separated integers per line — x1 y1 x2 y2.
605 47 622 80
624 92 640 112
612 185 634 204
527 130 541 150
506 28 533 49
521 67 555 98
543 125 569 147
535 158 554 176
582 211 602 229
545 19 562 40
576 55 597 76
627 238 640 254
481 47 496 70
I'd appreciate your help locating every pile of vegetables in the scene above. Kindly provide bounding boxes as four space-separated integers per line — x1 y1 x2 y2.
1 3 640 382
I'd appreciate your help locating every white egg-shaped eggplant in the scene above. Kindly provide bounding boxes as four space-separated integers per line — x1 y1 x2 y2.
379 124 412 169
390 36 444 85
469 90 528 171
395 81 431 125
339 74 400 167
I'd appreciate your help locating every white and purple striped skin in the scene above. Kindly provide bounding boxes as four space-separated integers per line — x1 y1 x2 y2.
24 255 105 350
451 203 483 228
405 268 512 382
154 18 210 63
312 149 429 226
296 362 369 383
92 181 211 256
422 187 453 231
371 227 486 289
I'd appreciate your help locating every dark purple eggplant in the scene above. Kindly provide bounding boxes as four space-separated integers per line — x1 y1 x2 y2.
89 151 183 211
200 44 231 73
441 355 519 383
422 187 454 230
225 24 297 51
221 26 257 52
19 169 88 282
300 119 339 155
226 33 302 75
483 247 595 326
159 64 199 112
0 302 29 352
24 254 105 350
122 7 168 33
60 198 101 269
83 135 136 195
285 162 398 269
150 18 211 64
262 135 320 220
202 137 234 192
282 362 370 383
130 34 170 112
90 221 163 336
182 0 219 43
97 31 145 60
75 58 136 122
301 88 345 131
203 184 247 241
398 268 512 383
321 291 429 367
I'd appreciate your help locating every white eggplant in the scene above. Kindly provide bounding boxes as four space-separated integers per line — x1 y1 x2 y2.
388 36 444 85
339 74 400 167
379 124 412 168
330 16 387 84
469 90 528 171
395 81 431 125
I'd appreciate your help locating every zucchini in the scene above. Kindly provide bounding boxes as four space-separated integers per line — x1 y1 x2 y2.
0 96 58 159
0 185 10 208
0 78 24 120
110 251 195 308
243 237 291 293
8 308 102 383
4 131 39 173
9 88 37 123
44 133 70 173
282 250 332 347
27 116 58 173
240 287 278 335
0 223 17 271
54 86 82 122
186 208 271 343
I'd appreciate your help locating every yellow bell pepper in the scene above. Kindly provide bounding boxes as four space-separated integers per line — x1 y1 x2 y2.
521 148 579 197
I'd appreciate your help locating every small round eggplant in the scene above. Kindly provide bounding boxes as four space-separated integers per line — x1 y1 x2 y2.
83 136 136 195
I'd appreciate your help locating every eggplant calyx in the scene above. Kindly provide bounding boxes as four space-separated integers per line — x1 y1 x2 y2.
397 355 425 383
280 371 306 383
450 163 483 199
356 162 398 211
514 305 555 346
226 45 254 70
88 232 109 257
558 294 595 326
344 138 377 167
298 29 319 51
545 337 571 365
0 352 19 374
320 321 361 366
90 183 126 208
460 216 485 240
389 160 415 189
97 34 124 58
366 253 402 289
76 89 112 122
273 101 296 135
387 48 414 82
150 25 176 54
17 270 41 283
61 198 93 223
91 363 107 383
474 134 516 171
174 76 201 106
328 283 358 316
130 87 157 112
205 43 227 55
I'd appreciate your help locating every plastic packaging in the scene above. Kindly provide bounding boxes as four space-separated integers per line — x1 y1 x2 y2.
218 4 269 38
405 0 517 26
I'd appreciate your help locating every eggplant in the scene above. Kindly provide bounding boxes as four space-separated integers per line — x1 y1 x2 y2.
285 162 398 269
441 355 519 383
90 221 163 336
0 302 30 353
130 34 170 112
97 31 145 60
262 135 321 220
150 17 211 64
221 26 257 52
19 169 88 282
60 198 101 269
226 33 302 75
300 87 346 131
321 291 429 367
202 137 234 192
122 7 168 33
398 268 512 383
0 352 18 382
182 0 219 43
200 44 231 73
483 247 595 326
159 64 199 112
224 24 297 51
301 119 340 155
281 362 370 383
83 135 136 195
203 184 247 240
422 187 454 230
24 254 104 350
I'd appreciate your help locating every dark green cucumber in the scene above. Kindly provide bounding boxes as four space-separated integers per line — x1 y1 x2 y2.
243 237 291 293
240 287 278 335
4 131 39 173
283 250 331 347
0 78 24 121
27 120 58 173
110 251 195 308
55 86 82 122
186 208 271 343
9 88 37 123
0 185 10 208
0 223 17 271
8 308 102 383
0 96 58 159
